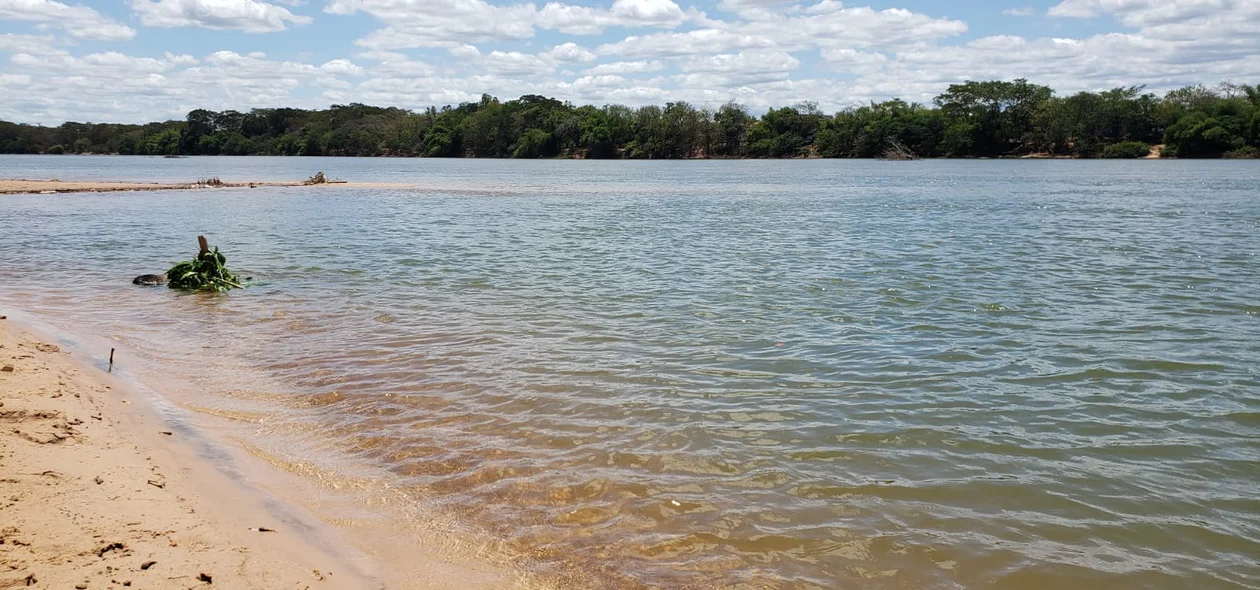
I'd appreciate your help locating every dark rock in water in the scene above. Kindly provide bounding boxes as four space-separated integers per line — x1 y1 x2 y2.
133 274 167 286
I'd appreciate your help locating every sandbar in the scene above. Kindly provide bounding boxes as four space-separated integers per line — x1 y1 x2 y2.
0 178 411 194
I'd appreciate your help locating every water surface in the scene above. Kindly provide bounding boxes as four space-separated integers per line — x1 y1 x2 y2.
2 156 1258 589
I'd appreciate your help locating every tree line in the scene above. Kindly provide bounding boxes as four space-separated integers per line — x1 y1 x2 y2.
2 80 1258 159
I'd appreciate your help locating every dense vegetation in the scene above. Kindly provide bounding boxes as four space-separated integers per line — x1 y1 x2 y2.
3 80 1259 159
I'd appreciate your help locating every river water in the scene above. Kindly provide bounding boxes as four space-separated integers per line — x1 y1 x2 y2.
1 155 1258 589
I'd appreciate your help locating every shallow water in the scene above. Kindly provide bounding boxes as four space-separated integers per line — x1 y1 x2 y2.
2 155 1259 589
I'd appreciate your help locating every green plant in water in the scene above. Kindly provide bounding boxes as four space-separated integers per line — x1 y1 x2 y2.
166 236 243 292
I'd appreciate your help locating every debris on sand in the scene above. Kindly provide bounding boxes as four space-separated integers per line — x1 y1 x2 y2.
303 171 347 185
879 139 919 161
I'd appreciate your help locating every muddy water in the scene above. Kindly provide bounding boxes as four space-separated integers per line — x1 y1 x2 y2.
2 156 1258 589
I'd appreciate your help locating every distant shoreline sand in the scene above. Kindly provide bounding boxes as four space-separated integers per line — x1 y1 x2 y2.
0 178 411 194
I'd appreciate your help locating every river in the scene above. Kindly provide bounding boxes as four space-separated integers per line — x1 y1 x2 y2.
1 155 1257 589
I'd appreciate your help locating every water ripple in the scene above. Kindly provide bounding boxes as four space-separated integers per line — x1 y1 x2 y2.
2 157 1259 589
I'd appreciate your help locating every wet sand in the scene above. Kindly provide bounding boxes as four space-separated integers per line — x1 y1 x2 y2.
0 179 410 194
0 319 520 590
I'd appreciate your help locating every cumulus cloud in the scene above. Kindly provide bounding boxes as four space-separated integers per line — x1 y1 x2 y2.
320 58 364 75
583 60 665 75
598 29 779 57
0 33 63 54
448 44 481 59
820 48 888 74
332 0 685 49
541 42 597 63
1048 0 1258 27
678 49 799 85
610 0 684 24
130 0 312 32
597 6 966 59
480 50 555 76
0 0 136 40
0 49 323 123
1 0 1258 124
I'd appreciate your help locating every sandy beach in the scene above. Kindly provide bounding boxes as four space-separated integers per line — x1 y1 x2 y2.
0 179 410 195
0 319 379 589
0 319 528 590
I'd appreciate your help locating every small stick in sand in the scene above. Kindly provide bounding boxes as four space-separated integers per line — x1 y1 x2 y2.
109 348 115 372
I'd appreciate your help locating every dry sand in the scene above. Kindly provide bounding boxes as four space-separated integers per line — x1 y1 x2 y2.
0 320 380 589
0 179 411 195
0 319 534 590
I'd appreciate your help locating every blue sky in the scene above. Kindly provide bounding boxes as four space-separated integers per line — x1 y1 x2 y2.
1 0 1257 123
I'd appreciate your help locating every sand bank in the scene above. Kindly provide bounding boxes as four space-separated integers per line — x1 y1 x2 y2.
0 179 411 194
0 319 525 590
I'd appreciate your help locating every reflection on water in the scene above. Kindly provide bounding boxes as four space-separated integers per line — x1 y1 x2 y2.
2 156 1259 589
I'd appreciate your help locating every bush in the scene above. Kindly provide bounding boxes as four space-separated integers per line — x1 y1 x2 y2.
1223 146 1260 159
166 236 243 292
1102 141 1152 159
46 144 65 154
1164 113 1245 157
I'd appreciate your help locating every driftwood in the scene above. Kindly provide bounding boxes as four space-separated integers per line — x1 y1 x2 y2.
880 139 919 161
303 171 347 185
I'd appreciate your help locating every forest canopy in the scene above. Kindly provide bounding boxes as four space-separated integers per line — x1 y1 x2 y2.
3 80 1259 159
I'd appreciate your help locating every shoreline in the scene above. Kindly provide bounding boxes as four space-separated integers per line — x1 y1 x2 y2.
0 316 529 590
0 178 412 195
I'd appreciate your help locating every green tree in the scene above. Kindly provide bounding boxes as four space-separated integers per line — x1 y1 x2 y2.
512 128 553 158
713 102 752 156
934 78 1052 156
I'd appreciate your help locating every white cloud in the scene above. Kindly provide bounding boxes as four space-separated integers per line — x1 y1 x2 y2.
802 0 842 15
583 60 665 75
681 49 798 73
131 0 312 33
1003 7 1034 16
0 0 136 40
733 6 969 52
372 57 437 79
716 0 797 19
344 0 537 49
320 58 364 75
0 72 31 85
1 0 1258 124
598 29 779 57
354 49 408 61
820 48 888 74
1 49 328 123
1048 0 1255 26
678 49 799 85
0 33 64 55
541 42 597 63
610 0 684 24
448 44 481 59
331 0 685 49
480 50 555 76
598 6 966 58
